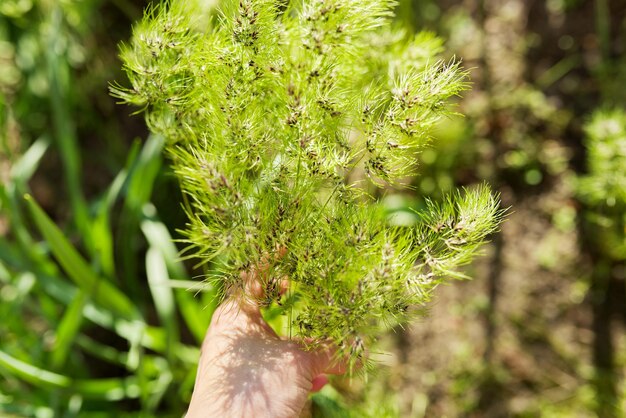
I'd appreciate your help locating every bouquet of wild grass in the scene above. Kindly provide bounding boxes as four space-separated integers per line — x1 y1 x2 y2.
113 0 502 368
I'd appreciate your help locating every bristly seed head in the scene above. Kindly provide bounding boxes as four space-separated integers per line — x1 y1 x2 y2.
114 0 502 372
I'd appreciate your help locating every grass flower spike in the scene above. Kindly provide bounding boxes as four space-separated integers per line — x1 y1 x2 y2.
112 0 503 368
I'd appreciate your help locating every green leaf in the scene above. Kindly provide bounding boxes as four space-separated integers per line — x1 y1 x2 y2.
92 139 142 278
92 172 126 278
141 207 186 278
24 194 140 321
118 134 165 296
0 350 161 400
141 210 211 343
10 135 50 186
46 6 93 255
125 134 164 214
0 350 70 389
146 247 179 360
1 179 38 254
51 291 88 370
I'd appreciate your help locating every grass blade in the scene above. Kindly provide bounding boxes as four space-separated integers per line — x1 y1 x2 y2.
10 135 50 186
46 6 93 255
0 350 71 389
92 139 142 278
118 134 165 297
146 247 179 363
141 211 211 343
0 350 162 401
24 194 139 320
50 291 88 370
125 134 164 214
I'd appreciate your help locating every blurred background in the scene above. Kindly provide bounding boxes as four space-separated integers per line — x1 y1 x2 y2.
1 0 625 416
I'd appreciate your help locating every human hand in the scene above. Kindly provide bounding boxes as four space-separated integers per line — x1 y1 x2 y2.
186 268 346 418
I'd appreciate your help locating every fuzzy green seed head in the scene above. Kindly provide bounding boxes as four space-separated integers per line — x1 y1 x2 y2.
113 0 503 368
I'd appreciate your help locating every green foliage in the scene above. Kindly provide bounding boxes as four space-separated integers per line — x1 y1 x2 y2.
1 136 212 415
0 2 214 415
312 384 400 418
114 0 502 366
578 108 626 209
577 108 626 261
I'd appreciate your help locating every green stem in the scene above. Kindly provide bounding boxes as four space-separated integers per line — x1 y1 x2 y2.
45 6 93 255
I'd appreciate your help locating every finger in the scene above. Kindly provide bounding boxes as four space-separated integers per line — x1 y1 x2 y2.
279 276 290 296
212 267 265 323
239 268 264 304
210 285 279 339
240 248 289 305
310 374 328 392
218 247 289 324
275 244 288 259
305 343 350 376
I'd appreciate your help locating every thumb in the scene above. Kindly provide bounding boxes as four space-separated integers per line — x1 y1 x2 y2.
305 343 350 376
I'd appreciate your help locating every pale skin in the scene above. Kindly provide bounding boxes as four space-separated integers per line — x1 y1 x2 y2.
186 262 347 418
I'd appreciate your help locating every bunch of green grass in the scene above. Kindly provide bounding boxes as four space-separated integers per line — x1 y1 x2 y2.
113 0 503 368
0 2 215 415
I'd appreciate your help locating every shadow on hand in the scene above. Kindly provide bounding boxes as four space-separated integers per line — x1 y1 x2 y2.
188 299 329 418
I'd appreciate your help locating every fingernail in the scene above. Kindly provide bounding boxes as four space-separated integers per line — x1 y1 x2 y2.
311 374 329 392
